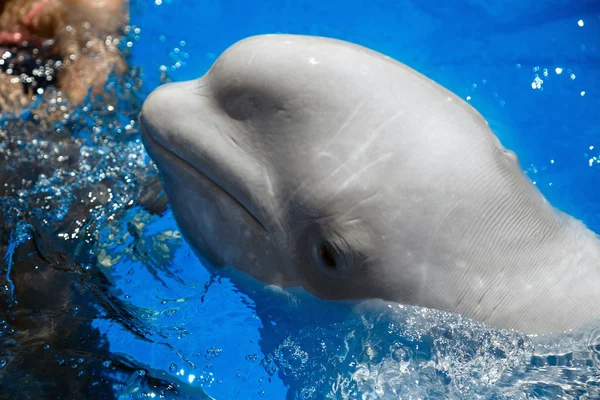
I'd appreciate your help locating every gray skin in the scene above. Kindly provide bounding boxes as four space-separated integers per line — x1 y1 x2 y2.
139 34 600 335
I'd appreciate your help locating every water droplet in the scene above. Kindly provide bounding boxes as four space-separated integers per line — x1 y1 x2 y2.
246 354 259 363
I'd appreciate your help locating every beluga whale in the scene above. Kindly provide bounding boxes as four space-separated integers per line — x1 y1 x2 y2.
139 34 600 334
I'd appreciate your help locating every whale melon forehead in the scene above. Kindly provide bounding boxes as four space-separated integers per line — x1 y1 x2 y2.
197 35 504 207
213 34 387 69
203 34 483 138
205 35 391 109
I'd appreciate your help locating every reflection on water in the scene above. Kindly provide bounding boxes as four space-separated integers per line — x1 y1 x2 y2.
0 4 599 400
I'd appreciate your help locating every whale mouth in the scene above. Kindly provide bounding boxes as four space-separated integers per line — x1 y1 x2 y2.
139 113 268 232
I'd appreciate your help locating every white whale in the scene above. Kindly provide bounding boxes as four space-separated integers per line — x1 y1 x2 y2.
139 34 600 334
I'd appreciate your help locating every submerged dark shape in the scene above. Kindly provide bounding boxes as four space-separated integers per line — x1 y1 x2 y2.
0 222 205 399
0 27 200 395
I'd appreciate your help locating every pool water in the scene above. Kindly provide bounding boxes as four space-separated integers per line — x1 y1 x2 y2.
1 0 599 399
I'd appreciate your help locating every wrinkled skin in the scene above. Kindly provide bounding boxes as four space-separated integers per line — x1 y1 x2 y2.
0 0 128 112
140 34 600 334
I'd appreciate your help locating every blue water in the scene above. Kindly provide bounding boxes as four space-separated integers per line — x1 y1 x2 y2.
1 0 599 399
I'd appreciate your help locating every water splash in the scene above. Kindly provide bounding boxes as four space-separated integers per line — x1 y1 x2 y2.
0 21 211 399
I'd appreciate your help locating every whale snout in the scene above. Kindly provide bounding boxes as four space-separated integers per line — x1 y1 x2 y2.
138 79 224 177
140 77 276 236
139 81 191 152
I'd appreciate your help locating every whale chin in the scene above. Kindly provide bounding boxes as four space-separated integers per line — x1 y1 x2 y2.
140 115 267 234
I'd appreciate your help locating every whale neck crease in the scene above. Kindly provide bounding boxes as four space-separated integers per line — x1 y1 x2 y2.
459 204 600 333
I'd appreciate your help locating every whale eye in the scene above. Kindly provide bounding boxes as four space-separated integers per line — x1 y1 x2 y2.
317 243 337 269
310 237 352 279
